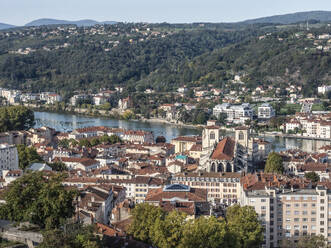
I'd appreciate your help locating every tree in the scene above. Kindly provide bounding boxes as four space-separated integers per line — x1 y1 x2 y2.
264 152 284 174
297 235 328 248
90 137 100 147
40 224 102 248
0 172 77 229
78 139 91 148
0 106 34 132
218 113 227 126
17 144 43 170
226 205 263 248
156 136 166 143
179 216 235 248
305 172 320 183
58 139 70 149
151 210 186 248
48 161 68 172
128 203 165 243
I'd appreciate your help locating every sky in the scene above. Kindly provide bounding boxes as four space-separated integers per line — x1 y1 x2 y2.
2 0 331 25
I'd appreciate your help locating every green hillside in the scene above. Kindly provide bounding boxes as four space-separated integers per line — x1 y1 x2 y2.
0 22 330 96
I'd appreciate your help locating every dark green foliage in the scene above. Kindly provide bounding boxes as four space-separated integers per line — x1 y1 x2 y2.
305 171 320 182
129 203 263 248
17 144 43 170
226 204 264 248
281 234 328 248
0 106 34 132
0 172 77 229
39 224 102 248
48 161 68 172
264 152 284 174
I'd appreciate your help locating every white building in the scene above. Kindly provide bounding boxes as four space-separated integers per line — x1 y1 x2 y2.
317 85 331 95
213 103 254 124
46 93 62 104
0 144 19 177
258 103 275 120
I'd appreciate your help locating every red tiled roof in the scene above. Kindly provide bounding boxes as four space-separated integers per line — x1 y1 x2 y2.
145 187 207 202
210 137 235 161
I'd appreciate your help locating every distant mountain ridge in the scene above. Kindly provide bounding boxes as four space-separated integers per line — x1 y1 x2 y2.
0 22 16 30
1 10 331 30
242 10 331 24
25 18 117 27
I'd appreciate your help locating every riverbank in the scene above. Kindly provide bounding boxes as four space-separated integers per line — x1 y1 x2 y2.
259 131 331 142
26 104 331 143
25 103 202 130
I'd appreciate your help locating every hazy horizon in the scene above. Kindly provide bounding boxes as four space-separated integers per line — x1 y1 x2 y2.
1 0 331 25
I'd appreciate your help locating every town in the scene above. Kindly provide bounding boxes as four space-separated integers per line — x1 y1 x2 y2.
0 10 331 248
0 113 330 247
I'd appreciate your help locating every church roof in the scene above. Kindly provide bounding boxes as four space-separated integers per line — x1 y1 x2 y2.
210 137 235 161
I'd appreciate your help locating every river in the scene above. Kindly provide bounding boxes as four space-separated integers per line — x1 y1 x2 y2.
34 111 330 153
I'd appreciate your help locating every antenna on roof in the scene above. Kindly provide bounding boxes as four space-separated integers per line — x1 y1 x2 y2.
306 18 309 31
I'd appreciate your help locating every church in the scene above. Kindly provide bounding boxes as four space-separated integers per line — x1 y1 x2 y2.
199 121 265 173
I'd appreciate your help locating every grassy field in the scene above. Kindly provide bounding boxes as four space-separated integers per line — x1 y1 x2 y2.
280 104 301 115
311 103 326 111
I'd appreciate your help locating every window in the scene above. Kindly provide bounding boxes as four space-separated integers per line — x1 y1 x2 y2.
295 196 300 200
303 196 308 200
294 218 299 222
312 203 316 207
286 218 291 222
302 211 308 215
302 218 308 222
261 199 266 202
286 196 291 200
303 203 307 207
321 199 325 204
294 203 299 207
311 225 316 230
312 197 317 201
294 211 300 215
239 131 244 140
311 218 316 222
286 204 291 208
286 211 291 215
261 206 266 210
311 211 316 215
302 225 308 230
286 225 291 230
294 225 300 230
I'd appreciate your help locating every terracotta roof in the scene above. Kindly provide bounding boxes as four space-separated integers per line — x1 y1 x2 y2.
172 136 201 143
145 186 207 202
96 223 125 237
55 157 99 167
210 137 235 161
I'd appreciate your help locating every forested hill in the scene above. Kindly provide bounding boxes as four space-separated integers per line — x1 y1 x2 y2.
242 11 331 24
0 22 330 96
137 26 331 96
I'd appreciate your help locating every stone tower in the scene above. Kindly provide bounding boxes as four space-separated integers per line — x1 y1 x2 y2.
202 126 220 150
235 126 250 148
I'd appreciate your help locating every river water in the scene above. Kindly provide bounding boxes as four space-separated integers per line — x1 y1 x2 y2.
34 111 330 153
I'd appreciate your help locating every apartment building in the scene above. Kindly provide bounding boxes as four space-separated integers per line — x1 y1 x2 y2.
171 172 241 205
240 173 331 248
258 103 275 120
107 176 164 203
213 103 254 124
0 144 19 177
